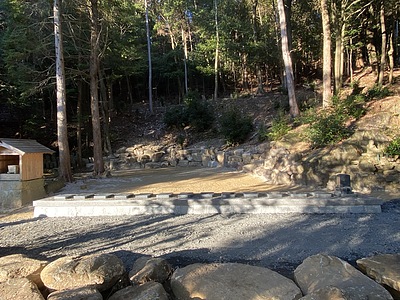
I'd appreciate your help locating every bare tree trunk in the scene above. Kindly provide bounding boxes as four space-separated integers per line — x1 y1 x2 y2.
214 0 219 100
76 79 83 168
388 31 394 84
145 0 153 113
182 26 188 95
89 0 104 175
321 0 332 108
277 0 299 117
378 1 386 85
53 0 72 182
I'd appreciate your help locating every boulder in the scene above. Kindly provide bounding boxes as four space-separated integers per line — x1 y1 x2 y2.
0 278 44 300
299 286 348 300
47 287 103 300
170 263 302 300
129 256 172 285
108 281 168 300
294 254 393 300
0 254 47 289
40 254 125 292
357 254 400 292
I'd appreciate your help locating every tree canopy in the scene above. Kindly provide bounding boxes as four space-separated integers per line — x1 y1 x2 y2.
0 0 399 157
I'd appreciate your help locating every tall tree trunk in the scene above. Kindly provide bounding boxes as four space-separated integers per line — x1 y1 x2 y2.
99 71 112 156
53 0 72 182
182 26 189 95
277 0 299 117
214 0 219 100
145 0 153 113
378 1 386 85
388 31 394 84
321 0 332 107
89 0 104 175
76 79 83 168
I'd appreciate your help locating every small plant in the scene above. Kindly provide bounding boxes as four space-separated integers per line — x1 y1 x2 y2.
366 84 391 100
336 94 367 120
164 91 214 132
385 137 400 157
267 111 291 141
164 106 188 128
307 111 351 148
220 109 253 144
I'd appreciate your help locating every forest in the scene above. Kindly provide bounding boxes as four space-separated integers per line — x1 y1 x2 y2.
0 0 399 181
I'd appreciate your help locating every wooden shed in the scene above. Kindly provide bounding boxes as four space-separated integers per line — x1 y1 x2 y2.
0 138 54 210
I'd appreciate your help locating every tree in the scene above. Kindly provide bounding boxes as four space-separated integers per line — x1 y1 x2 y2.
53 0 73 182
214 0 219 100
321 0 332 107
145 0 153 114
88 0 104 175
378 0 386 85
277 0 299 117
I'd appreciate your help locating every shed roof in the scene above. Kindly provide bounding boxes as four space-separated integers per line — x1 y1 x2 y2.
0 139 54 155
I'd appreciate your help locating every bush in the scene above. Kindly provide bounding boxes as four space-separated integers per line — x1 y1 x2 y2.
220 109 253 144
366 84 391 100
267 112 291 141
385 137 400 157
307 111 351 148
164 106 188 128
336 94 367 120
163 91 214 132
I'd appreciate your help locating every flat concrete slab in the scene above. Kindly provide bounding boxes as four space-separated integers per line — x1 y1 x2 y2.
33 192 383 217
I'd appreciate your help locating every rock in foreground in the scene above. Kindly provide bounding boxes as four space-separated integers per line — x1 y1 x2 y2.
294 253 393 300
40 253 125 292
171 262 302 300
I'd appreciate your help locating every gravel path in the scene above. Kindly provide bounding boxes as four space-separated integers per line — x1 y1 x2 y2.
1 202 400 275
1 168 400 275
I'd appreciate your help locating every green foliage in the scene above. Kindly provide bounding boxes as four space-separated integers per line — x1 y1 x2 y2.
385 137 400 157
164 91 214 132
266 112 291 141
307 111 351 148
164 105 188 128
366 84 391 100
335 94 367 120
220 109 253 144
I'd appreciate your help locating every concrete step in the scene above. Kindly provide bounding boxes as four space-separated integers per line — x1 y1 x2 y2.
33 192 383 217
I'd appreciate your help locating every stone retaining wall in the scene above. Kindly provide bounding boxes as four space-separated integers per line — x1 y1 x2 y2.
107 139 400 193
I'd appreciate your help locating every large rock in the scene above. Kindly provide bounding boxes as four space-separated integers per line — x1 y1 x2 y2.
0 278 45 300
129 256 172 285
294 254 393 300
47 287 103 300
171 263 302 300
108 281 168 300
357 254 400 292
0 254 47 288
299 286 348 300
41 253 125 292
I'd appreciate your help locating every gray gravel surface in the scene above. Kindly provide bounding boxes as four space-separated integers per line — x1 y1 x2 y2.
1 199 400 275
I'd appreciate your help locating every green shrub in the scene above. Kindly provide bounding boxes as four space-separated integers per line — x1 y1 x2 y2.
366 84 391 100
220 109 253 144
385 137 400 157
164 106 188 128
296 106 318 125
164 91 214 132
267 112 291 141
307 111 351 148
336 94 367 120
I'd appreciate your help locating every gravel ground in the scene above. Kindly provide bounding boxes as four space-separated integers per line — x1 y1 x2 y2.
1 168 400 275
